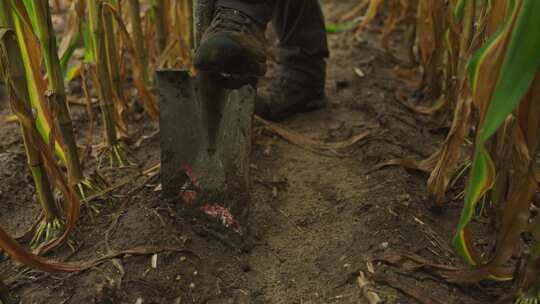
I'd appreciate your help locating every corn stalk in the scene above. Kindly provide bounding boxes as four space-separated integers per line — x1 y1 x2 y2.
8 0 66 163
361 0 540 299
154 0 193 69
103 3 159 120
127 0 149 83
31 0 85 187
103 0 128 135
180 0 194 51
0 0 62 245
452 0 539 268
88 0 128 167
438 1 540 301
361 0 479 204
153 0 168 52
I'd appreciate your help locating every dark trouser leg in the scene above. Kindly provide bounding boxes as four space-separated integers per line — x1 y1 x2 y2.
271 0 329 87
216 0 272 24
215 0 329 87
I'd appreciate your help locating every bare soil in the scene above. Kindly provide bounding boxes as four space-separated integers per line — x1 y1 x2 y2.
0 1 508 303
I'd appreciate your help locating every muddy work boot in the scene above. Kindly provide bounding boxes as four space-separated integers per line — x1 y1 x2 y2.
194 7 267 89
255 78 327 121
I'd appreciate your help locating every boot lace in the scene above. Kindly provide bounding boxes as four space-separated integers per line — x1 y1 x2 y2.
208 8 254 35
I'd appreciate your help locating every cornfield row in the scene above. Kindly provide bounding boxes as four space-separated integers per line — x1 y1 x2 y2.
353 0 540 302
0 0 194 301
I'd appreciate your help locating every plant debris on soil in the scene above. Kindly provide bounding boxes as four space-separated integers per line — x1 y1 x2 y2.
0 1 510 303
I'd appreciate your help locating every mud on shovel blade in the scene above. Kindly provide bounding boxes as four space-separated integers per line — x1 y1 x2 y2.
157 70 255 238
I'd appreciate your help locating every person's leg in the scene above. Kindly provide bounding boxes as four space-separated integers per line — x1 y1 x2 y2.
270 0 329 87
252 0 329 120
215 0 272 25
194 0 329 120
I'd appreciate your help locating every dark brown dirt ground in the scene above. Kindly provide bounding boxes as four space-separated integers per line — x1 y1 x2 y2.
0 1 510 303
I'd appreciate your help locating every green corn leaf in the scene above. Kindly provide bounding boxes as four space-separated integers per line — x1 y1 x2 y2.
444 29 453 58
65 64 80 82
326 16 363 33
12 13 49 141
480 0 540 141
453 145 496 263
60 30 80 76
82 21 94 63
21 0 38 32
467 26 506 90
453 0 540 275
454 0 465 20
